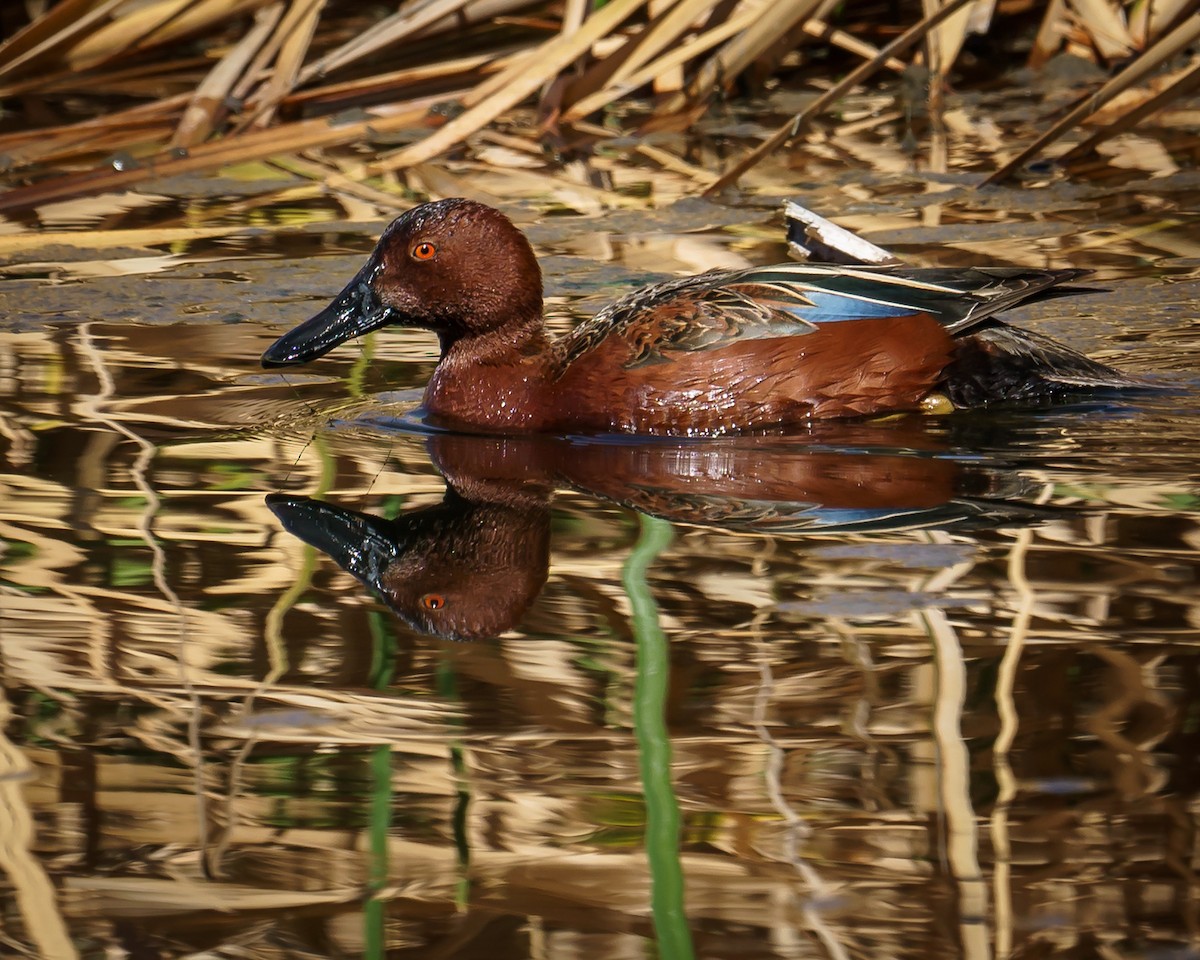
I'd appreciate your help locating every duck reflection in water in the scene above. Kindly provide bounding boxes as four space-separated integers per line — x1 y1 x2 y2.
268 445 552 643
268 423 1050 642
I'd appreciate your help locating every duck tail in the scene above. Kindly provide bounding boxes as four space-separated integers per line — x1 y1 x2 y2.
942 324 1147 408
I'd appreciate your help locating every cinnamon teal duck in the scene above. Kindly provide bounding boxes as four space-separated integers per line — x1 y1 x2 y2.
261 198 1140 435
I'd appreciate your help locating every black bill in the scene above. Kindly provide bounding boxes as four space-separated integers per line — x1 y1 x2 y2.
265 493 401 589
261 261 394 368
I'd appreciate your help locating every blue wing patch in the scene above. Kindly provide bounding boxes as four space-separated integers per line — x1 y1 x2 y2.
786 290 921 323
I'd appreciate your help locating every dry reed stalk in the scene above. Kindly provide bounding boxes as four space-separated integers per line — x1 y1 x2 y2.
661 0 825 114
8 128 181 171
923 0 989 79
0 93 189 154
1068 0 1136 61
1130 0 1195 45
563 0 702 107
801 20 908 73
1028 0 1070 68
984 12 1200 183
227 0 307 105
0 0 124 81
459 2 623 110
0 98 434 213
64 0 200 72
240 0 325 129
1 0 1198 216
299 0 491 82
562 0 589 35
273 153 412 209
65 0 268 74
544 8 910 125
172 2 284 147
0 54 207 98
634 141 716 183
703 0 977 194
1058 55 1200 163
0 224 297 257
284 50 516 110
371 0 653 173
563 6 759 122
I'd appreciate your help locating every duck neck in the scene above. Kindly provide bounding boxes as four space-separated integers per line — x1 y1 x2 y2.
425 314 557 430
437 313 552 368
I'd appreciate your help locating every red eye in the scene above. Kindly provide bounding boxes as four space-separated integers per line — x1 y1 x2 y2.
421 593 446 610
412 242 436 261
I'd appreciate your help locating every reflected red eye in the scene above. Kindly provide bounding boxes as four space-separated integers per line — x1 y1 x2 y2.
412 241 436 261
421 593 446 610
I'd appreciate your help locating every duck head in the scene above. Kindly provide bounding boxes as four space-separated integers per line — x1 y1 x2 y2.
261 198 543 367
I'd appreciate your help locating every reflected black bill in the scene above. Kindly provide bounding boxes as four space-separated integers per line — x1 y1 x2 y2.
265 494 400 588
261 261 394 368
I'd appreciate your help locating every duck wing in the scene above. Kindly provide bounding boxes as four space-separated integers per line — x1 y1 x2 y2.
558 264 1088 372
730 263 1090 333
559 270 812 370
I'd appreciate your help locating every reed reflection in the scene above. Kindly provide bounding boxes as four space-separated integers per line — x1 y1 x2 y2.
268 420 1055 641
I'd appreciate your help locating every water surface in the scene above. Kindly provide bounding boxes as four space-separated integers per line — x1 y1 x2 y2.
1 135 1198 959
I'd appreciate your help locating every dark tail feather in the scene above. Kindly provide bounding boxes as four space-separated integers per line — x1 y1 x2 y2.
940 267 1092 333
943 324 1148 408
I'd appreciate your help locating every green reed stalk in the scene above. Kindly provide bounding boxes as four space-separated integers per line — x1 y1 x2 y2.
624 514 694 960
